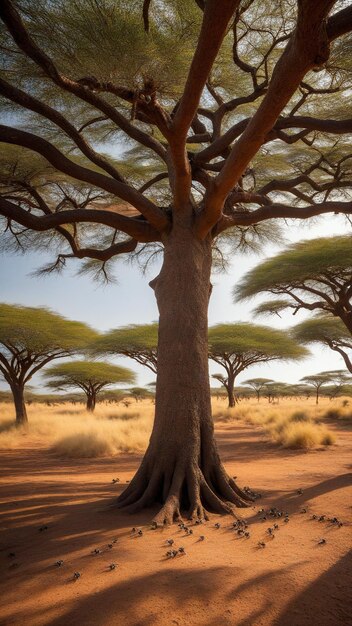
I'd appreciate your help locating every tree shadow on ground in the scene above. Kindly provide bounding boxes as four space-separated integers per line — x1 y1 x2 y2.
273 551 352 626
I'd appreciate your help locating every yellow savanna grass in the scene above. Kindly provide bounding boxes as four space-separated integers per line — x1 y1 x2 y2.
0 395 344 456
0 400 154 456
211 396 339 449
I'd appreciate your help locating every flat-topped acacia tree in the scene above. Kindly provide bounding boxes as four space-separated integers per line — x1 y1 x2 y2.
208 323 307 407
235 237 352 332
243 378 275 402
92 324 158 374
293 317 352 373
0 303 97 425
299 371 335 404
0 1 352 522
44 361 135 412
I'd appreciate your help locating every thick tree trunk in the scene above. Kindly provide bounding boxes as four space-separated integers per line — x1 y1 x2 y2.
86 393 96 412
226 373 236 408
11 381 28 426
117 225 251 524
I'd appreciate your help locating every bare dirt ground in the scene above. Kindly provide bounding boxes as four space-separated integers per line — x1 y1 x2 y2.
1 411 351 626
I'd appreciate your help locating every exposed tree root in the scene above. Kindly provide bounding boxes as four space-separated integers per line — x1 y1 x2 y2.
116 448 253 525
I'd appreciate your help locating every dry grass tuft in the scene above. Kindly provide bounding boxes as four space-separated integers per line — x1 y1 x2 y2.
271 421 336 449
52 431 115 458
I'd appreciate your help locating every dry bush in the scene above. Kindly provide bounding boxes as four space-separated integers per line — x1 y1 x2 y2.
270 421 335 449
52 431 115 458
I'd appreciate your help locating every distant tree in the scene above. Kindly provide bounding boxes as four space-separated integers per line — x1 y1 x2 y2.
129 386 151 402
208 323 307 407
91 324 158 374
235 237 352 333
292 316 352 373
98 389 126 404
320 369 352 399
0 304 97 425
44 361 135 412
300 371 335 404
263 381 289 404
242 378 274 402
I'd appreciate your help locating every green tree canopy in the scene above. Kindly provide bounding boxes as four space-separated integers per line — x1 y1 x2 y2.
208 323 307 407
0 303 97 424
90 323 158 373
242 377 275 401
235 236 352 333
44 360 135 411
292 316 352 373
300 371 337 404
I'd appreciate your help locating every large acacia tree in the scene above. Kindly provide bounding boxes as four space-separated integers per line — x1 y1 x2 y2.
0 303 97 425
209 323 307 406
293 316 352 372
44 360 135 411
92 324 158 373
1 0 352 523
235 237 352 332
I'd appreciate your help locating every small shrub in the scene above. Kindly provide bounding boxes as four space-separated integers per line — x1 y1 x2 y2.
324 409 342 420
273 422 336 449
51 431 115 458
320 429 336 445
289 411 310 423
280 423 321 449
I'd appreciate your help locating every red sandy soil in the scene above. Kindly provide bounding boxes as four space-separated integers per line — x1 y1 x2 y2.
0 419 351 626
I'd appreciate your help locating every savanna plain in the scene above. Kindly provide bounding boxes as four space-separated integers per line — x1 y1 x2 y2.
0 396 351 626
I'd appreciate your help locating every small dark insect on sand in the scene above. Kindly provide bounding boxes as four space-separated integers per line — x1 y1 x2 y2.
55 560 64 567
109 563 117 570
178 547 186 555
318 538 327 545
214 523 221 529
257 542 266 548
73 572 81 580
166 539 174 545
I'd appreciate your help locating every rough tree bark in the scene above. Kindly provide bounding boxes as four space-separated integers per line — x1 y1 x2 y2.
116 223 252 523
226 373 236 408
86 392 96 412
10 381 28 426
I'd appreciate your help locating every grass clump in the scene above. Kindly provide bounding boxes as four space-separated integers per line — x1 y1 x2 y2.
270 421 335 449
52 431 115 458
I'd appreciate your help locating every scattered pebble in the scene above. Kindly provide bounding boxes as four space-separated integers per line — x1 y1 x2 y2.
73 572 81 580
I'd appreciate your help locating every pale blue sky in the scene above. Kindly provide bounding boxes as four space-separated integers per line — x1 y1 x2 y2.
0 214 349 392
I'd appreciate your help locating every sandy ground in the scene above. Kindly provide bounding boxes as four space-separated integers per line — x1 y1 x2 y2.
0 416 351 626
